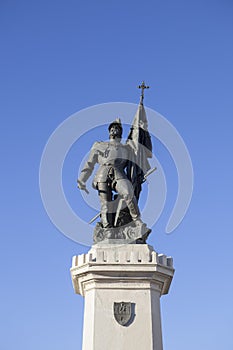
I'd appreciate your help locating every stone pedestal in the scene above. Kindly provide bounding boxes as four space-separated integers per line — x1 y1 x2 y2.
70 244 174 350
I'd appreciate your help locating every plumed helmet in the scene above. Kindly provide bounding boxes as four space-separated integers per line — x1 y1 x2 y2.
108 118 123 136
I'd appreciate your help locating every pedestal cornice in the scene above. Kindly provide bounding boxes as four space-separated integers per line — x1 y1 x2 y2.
71 244 174 297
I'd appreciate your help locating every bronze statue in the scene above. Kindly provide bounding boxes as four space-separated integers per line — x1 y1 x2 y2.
78 118 141 227
77 82 153 243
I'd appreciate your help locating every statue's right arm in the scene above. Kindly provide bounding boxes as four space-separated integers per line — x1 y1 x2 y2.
77 142 98 189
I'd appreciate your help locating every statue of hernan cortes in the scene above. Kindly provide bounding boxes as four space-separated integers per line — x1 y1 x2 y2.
77 82 155 244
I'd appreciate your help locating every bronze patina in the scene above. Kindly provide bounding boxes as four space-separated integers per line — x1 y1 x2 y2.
77 83 153 244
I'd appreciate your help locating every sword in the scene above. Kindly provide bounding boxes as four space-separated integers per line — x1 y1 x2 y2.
114 197 124 227
88 211 101 224
142 167 157 182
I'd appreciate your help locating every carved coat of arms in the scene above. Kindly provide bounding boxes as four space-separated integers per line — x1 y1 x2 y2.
113 302 132 326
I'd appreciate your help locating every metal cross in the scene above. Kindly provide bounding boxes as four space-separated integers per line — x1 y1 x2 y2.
138 81 149 104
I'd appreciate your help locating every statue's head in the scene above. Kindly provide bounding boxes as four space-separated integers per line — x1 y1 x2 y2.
108 118 123 140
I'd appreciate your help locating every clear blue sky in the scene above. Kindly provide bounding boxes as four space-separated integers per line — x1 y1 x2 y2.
1 0 233 349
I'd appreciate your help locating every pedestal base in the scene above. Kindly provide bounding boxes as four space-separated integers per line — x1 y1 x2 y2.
71 244 174 350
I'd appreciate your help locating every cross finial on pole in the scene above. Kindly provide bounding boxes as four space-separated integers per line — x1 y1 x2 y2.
138 81 149 105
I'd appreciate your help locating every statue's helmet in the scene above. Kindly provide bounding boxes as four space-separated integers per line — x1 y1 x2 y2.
108 118 123 138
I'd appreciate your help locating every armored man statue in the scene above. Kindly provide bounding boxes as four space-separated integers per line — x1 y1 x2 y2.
77 82 154 243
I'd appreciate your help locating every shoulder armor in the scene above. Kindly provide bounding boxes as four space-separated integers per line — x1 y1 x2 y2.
91 141 108 152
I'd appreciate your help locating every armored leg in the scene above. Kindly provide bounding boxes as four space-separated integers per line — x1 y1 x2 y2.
97 182 113 228
115 179 140 221
126 196 140 220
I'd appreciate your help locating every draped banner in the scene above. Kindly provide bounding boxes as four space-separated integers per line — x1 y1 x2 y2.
127 103 152 200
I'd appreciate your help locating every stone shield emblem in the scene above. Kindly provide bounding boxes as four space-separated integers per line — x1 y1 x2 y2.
113 302 132 326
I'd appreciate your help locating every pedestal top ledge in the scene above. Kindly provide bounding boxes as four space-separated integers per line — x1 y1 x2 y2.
71 244 174 296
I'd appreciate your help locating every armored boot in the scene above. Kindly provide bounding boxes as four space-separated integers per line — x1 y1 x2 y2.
125 196 141 222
